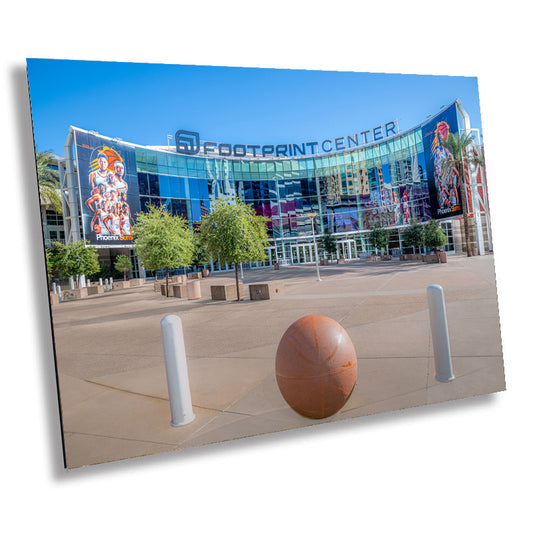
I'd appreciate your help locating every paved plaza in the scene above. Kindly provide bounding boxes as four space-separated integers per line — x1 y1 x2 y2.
51 254 505 468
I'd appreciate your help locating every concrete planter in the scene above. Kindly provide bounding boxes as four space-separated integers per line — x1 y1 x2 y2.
248 281 285 300
61 287 88 301
114 280 130 289
87 285 105 295
423 254 440 263
187 272 202 280
129 278 145 286
187 280 202 300
210 283 245 301
274 263 280 270
381 255 392 261
320 258 329 266
170 284 187 298
49 293 59 305
337 258 345 264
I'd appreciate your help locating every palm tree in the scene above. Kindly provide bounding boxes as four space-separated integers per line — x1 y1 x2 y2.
36 151 62 213
441 132 484 257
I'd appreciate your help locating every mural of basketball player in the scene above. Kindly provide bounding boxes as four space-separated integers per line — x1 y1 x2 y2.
112 160 128 196
431 121 459 212
103 205 121 236
86 184 107 233
119 205 131 236
89 152 114 190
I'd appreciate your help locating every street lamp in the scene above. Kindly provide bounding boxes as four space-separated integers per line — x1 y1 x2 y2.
306 212 321 282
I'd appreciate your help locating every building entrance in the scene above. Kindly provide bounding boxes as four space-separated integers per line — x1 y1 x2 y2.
291 243 316 264
336 239 357 260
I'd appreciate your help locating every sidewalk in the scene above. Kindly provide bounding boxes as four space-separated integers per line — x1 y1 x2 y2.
51 255 505 468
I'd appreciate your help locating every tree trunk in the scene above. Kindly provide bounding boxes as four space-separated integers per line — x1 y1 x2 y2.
165 267 169 297
124 270 126 282
459 162 472 257
234 262 240 301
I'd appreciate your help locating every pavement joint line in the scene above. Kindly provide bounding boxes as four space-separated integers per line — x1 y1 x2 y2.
84 379 169 402
65 430 195 448
339 384 432 415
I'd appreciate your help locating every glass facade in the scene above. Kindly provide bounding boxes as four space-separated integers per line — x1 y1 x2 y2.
133 124 430 239
70 102 467 267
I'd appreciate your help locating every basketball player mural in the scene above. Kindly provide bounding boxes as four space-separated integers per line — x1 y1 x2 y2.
86 147 133 238
431 121 460 214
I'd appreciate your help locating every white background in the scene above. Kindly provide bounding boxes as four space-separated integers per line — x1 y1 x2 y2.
1 2 531 531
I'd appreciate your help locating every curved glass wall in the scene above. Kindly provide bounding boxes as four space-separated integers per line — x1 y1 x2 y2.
133 124 428 240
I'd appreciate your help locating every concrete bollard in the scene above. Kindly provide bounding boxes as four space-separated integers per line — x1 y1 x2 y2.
52 282 57 295
79 274 86 288
87 279 91 287
99 278 103 286
110 277 113 290
427 284 454 382
57 285 62 302
69 276 75 290
105 279 109 291
160 315 195 427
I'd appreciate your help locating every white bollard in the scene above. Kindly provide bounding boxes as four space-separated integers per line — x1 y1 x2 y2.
57 285 62 302
79 274 86 288
52 282 57 294
105 279 109 291
87 279 91 287
160 315 195 427
427 284 454 382
99 278 103 286
69 276 75 290
110 277 113 289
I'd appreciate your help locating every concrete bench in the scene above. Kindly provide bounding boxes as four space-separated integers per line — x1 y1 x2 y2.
422 254 440 263
248 281 285 300
210 283 245 301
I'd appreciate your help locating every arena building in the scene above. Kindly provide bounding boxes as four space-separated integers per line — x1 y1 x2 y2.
54 100 492 277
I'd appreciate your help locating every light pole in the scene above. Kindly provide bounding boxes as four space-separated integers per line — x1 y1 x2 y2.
307 212 321 282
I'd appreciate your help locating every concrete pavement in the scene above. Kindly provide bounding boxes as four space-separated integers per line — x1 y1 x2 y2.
51 254 505 468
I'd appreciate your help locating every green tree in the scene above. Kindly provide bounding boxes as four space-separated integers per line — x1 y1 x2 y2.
368 224 389 255
423 220 447 253
319 231 337 259
199 198 270 301
132 204 194 296
441 132 484 257
114 254 133 281
402 219 424 253
52 240 100 279
191 229 212 270
36 151 62 213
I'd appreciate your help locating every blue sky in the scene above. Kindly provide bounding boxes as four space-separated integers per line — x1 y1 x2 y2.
27 59 483 155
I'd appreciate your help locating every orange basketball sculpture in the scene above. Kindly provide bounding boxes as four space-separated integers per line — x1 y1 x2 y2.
275 315 357 419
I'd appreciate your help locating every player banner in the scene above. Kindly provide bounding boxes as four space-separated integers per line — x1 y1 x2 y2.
74 129 141 246
422 102 462 219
